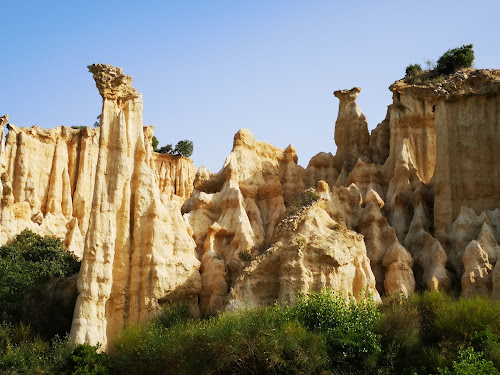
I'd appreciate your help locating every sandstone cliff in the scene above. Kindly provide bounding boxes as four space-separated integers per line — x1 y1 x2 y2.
2 66 500 349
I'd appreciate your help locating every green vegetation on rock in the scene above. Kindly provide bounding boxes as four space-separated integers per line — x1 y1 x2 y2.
156 139 194 157
0 230 80 324
404 44 475 85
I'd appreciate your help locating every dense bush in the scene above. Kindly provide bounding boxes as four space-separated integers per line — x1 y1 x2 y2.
292 290 381 374
404 44 474 85
376 292 500 374
438 347 500 375
405 63 422 77
112 304 328 375
436 44 474 75
62 344 110 375
0 322 73 374
0 230 80 324
156 140 193 157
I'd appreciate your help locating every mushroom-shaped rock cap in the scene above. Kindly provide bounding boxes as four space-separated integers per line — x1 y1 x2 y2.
88 63 139 100
334 87 361 102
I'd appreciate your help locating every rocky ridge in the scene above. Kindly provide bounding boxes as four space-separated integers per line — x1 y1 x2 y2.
1 66 499 348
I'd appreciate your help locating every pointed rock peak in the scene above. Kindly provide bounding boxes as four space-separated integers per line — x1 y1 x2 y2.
360 200 386 226
88 63 139 100
365 189 385 209
410 203 429 231
453 206 481 229
478 221 497 242
0 114 8 126
284 144 298 163
335 162 349 187
233 128 256 149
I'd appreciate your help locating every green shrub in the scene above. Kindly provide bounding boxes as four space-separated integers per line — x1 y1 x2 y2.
405 63 422 77
62 344 110 375
470 328 500 368
156 140 194 157
376 299 422 374
292 289 381 374
112 304 329 375
436 44 474 75
151 135 159 151
0 322 73 374
153 303 193 329
376 292 500 373
0 230 80 323
438 347 500 375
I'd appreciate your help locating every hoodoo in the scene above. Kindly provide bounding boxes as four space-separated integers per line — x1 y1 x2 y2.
1 65 500 347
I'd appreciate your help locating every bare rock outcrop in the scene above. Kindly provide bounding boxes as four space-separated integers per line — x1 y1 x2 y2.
333 88 370 171
229 200 380 309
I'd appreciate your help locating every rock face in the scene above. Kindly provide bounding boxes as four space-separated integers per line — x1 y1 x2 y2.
68 64 200 349
182 132 380 313
2 66 500 348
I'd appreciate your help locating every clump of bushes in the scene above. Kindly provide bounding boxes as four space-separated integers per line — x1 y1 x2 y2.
3 290 500 374
0 230 80 324
111 290 381 375
404 44 475 85
436 44 475 75
405 63 423 78
376 292 500 374
155 139 193 157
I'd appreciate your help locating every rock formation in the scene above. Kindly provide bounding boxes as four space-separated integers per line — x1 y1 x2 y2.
2 66 500 348
68 64 200 349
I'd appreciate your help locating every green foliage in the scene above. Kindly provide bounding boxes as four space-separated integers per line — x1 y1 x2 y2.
174 140 193 157
62 344 110 375
111 304 328 374
404 44 474 85
0 230 80 323
0 322 74 374
3 290 500 374
70 126 87 130
93 115 101 128
157 144 174 154
156 140 194 157
436 44 475 75
405 63 422 77
375 292 500 374
153 303 193 330
151 136 159 151
292 289 381 374
438 347 500 375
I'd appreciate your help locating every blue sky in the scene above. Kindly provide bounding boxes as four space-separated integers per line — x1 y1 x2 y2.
2 1 499 172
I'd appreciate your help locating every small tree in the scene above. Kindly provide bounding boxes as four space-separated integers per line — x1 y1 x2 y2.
156 140 193 157
157 144 174 154
436 44 474 75
405 64 423 77
94 114 101 128
151 136 159 151
174 140 193 157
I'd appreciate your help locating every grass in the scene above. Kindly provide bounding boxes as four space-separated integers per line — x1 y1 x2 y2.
3 291 500 374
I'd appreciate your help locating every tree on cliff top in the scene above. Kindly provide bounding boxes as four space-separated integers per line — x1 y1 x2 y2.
156 139 193 157
436 44 475 75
